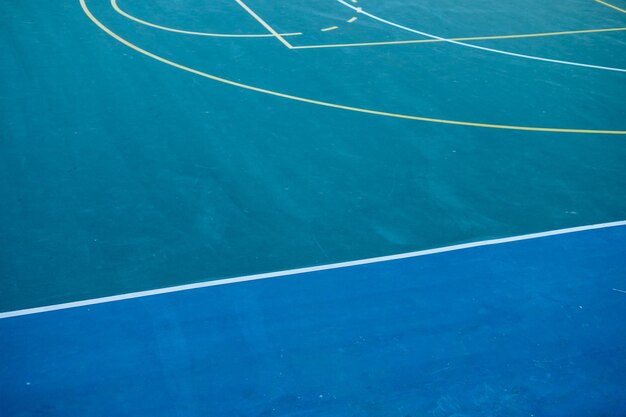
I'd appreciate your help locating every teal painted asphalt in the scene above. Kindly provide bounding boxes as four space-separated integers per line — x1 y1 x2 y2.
1 0 626 311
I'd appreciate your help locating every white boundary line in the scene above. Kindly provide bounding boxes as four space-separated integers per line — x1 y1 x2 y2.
337 0 626 73
1 220 625 320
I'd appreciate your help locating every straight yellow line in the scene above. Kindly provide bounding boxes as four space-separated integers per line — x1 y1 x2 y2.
596 0 626 13
292 26 626 49
80 0 626 134
235 0 293 48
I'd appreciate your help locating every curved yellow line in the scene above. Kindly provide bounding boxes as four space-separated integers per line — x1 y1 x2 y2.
82 0 626 135
111 0 302 38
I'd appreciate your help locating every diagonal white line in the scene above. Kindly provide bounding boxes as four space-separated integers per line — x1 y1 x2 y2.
337 0 626 73
1 220 625 320
235 0 293 48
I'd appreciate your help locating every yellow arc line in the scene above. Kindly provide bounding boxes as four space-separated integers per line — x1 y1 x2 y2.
235 0 293 48
80 0 626 135
596 0 626 13
111 0 301 38
293 26 626 49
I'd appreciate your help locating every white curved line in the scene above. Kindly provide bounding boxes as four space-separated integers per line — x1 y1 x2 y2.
111 0 301 38
2 219 625 319
81 0 626 134
338 0 626 73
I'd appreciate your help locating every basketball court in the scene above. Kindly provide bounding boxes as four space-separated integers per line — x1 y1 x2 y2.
1 0 626 415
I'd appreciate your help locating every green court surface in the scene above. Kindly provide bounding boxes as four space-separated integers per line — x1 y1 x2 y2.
1 0 626 313
2 1 626 415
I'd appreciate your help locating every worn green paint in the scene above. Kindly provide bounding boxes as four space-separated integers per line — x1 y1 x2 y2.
1 0 625 311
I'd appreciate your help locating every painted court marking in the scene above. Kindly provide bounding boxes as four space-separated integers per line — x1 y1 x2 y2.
112 0 626 50
292 26 626 49
111 0 302 38
596 0 626 14
1 220 625 320
337 0 626 73
78 0 626 134
235 0 294 48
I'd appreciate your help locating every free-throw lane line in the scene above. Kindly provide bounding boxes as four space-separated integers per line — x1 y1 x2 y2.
235 0 293 48
596 0 626 14
77 0 626 134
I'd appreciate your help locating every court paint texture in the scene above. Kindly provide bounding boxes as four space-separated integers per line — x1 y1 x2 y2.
1 0 626 415
1 0 626 311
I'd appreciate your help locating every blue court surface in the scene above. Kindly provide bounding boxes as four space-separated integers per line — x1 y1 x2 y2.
2 0 626 415
2 224 626 416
